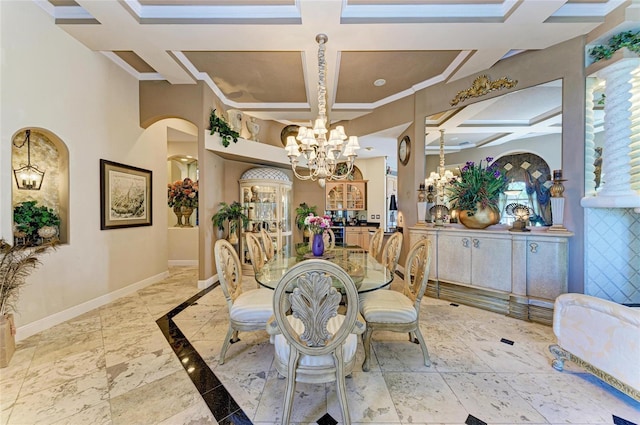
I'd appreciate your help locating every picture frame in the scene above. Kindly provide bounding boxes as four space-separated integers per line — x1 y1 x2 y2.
100 159 152 230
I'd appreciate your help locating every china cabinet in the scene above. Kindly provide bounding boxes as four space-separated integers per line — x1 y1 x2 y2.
325 181 366 210
409 225 572 324
239 168 292 271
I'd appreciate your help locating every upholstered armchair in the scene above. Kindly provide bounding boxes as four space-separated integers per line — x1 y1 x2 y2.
359 238 432 372
267 259 365 425
214 239 274 365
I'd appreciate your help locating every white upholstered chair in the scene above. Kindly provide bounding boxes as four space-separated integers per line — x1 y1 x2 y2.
260 228 275 260
245 232 265 273
359 238 432 372
380 231 403 274
368 227 384 261
214 239 273 365
267 259 365 425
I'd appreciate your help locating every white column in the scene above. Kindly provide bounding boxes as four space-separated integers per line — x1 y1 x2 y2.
582 55 640 210
597 59 639 198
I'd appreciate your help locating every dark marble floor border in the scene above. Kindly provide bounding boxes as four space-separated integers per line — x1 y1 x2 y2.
155 283 252 425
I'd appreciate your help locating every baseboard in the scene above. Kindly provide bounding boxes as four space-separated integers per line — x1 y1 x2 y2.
168 260 198 266
198 273 217 290
16 270 170 341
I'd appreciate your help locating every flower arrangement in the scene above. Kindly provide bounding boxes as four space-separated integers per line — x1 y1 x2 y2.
447 157 508 215
167 177 198 209
304 213 332 235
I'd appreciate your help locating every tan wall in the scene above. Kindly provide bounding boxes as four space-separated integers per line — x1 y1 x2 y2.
1 2 169 335
140 37 588 292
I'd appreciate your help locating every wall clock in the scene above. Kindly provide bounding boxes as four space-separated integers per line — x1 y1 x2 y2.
398 135 411 166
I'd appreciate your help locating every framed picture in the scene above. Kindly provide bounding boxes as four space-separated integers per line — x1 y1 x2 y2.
100 159 152 230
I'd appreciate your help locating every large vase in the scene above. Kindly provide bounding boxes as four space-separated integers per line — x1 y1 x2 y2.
0 314 16 368
181 206 194 227
312 233 325 256
228 221 239 244
173 206 183 227
458 204 501 229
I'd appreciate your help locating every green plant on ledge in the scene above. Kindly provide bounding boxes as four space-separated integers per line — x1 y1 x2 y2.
13 201 61 245
209 108 240 147
589 30 639 63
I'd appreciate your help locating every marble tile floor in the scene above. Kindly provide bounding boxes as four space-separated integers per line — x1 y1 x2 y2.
1 266 639 425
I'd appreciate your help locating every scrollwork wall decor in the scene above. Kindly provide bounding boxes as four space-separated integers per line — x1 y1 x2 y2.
450 75 518 106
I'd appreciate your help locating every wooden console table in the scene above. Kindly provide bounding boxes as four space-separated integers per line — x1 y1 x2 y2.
409 224 573 325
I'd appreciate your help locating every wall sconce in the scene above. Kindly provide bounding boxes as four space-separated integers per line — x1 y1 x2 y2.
13 130 45 190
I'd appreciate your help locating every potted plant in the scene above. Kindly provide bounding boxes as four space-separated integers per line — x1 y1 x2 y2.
0 239 56 367
13 201 61 245
295 203 317 241
167 178 199 227
209 108 240 147
211 201 249 244
447 157 508 229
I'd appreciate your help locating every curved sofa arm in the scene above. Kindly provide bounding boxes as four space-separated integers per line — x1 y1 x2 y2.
553 293 640 336
552 293 640 394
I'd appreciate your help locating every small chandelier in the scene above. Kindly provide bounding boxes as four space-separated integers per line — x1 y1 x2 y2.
425 129 454 204
285 34 360 187
13 129 45 190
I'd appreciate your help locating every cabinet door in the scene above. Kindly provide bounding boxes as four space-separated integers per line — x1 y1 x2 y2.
526 238 568 300
346 182 365 210
437 234 471 284
326 182 344 210
345 229 361 247
470 236 512 292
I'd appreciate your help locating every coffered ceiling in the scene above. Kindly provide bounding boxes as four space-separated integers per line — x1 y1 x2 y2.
38 0 631 161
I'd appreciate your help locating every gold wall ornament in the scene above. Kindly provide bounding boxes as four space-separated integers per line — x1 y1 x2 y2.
450 75 518 106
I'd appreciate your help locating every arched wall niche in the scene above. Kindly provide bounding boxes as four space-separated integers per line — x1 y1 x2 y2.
11 128 69 244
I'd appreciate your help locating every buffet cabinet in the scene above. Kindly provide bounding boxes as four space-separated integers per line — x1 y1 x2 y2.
325 181 366 210
239 168 293 271
409 225 572 324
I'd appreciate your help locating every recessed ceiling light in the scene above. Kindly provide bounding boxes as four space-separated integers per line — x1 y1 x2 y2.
373 79 386 87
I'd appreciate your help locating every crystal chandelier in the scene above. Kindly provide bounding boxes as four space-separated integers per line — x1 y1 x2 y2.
285 34 360 187
425 129 454 204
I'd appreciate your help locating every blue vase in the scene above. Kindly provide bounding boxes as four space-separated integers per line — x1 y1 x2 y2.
312 233 324 256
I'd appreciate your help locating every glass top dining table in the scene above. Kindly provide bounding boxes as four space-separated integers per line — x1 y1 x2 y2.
255 246 394 293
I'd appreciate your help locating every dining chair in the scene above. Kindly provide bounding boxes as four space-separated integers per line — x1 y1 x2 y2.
368 227 384 261
267 259 365 425
380 231 403 274
324 227 336 250
307 228 336 251
214 239 274 365
260 228 275 260
359 238 432 372
245 232 265 273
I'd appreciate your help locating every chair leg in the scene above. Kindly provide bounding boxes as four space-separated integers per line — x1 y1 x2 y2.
412 326 431 367
281 349 300 425
362 327 373 372
333 350 351 425
219 325 234 365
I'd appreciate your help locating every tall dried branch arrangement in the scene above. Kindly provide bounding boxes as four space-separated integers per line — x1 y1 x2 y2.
0 239 57 316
